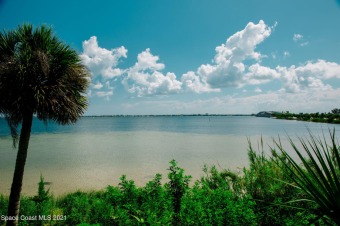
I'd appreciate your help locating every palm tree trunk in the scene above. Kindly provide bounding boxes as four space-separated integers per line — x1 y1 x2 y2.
6 113 33 226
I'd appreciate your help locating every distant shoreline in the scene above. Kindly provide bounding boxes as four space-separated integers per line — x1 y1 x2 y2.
82 114 253 117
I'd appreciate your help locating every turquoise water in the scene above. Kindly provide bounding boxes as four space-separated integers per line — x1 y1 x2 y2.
0 116 338 195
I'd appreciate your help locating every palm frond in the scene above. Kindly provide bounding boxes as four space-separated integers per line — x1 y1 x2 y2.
1 23 90 150
274 129 340 225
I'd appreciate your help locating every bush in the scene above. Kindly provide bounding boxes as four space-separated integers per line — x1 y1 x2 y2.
243 138 314 225
166 159 191 225
0 195 8 225
181 182 256 225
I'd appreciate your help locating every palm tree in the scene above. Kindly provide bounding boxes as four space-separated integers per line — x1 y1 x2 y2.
0 24 89 225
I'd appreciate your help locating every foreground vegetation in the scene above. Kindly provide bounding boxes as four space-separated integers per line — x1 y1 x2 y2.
1 131 339 226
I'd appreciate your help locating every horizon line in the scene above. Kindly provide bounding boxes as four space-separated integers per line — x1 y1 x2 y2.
82 113 254 117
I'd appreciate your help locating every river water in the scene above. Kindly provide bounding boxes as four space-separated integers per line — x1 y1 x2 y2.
0 116 338 196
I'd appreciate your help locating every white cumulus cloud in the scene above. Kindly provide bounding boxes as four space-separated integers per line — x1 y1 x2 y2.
80 36 127 79
276 59 340 93
80 36 127 99
244 64 280 85
123 49 182 96
183 20 274 91
80 21 340 102
181 71 219 93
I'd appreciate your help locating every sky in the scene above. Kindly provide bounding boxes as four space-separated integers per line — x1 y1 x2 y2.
1 0 340 115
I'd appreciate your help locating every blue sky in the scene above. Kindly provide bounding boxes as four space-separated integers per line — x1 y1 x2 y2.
1 0 340 115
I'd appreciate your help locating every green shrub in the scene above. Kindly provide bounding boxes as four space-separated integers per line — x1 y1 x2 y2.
243 138 310 225
17 196 37 225
105 175 145 225
166 159 191 225
31 175 53 226
200 165 242 195
140 173 172 225
0 195 8 225
57 191 92 225
181 184 256 225
60 191 114 226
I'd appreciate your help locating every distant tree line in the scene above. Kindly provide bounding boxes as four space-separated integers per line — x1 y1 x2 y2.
273 108 340 124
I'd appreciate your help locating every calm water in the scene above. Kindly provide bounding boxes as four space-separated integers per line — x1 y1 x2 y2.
0 116 338 195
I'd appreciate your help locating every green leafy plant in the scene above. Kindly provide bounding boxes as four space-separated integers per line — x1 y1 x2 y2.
32 175 51 226
57 191 91 225
274 129 340 225
141 173 171 225
167 159 191 225
0 195 9 225
244 137 312 225
200 165 241 193
181 182 257 225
